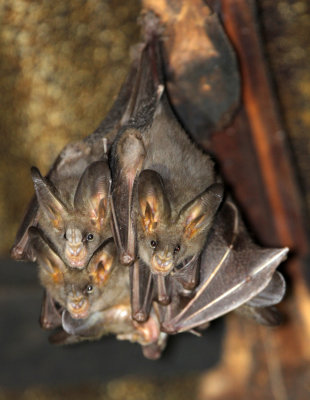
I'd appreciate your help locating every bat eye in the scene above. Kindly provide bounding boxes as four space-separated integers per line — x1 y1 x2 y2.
174 244 181 253
86 284 93 293
87 233 94 241
64 232 67 240
150 240 157 249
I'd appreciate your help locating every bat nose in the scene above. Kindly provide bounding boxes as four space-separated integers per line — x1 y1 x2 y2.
68 244 83 256
66 227 82 244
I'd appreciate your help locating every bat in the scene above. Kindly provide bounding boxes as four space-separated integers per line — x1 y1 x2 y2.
110 14 224 320
159 200 288 334
29 227 130 319
39 289 63 330
10 55 140 264
30 226 166 359
30 159 112 269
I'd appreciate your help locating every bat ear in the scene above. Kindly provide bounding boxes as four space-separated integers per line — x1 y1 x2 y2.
31 167 66 231
138 169 171 233
180 183 224 239
28 226 65 282
74 161 111 229
88 242 116 285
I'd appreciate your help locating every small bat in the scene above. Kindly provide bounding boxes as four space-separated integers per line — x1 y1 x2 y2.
29 227 129 319
30 159 112 269
10 55 140 264
110 15 223 320
30 227 166 359
159 200 288 334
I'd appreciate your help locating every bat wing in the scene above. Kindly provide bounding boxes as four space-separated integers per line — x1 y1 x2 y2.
246 270 286 308
10 46 142 263
109 22 164 264
130 259 154 322
39 290 63 330
10 196 39 261
162 200 288 334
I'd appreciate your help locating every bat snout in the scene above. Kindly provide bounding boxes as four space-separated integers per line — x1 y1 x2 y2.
67 297 90 319
65 244 87 268
151 253 173 274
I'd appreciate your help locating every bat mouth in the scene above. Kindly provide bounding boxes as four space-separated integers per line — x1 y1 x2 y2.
67 299 90 320
65 246 87 269
151 254 173 275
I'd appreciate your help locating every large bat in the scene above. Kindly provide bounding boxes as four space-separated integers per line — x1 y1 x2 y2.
30 226 166 359
10 57 140 266
110 15 223 321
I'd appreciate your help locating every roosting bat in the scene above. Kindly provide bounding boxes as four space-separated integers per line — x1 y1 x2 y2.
10 56 140 265
110 18 224 320
29 226 166 359
159 200 288 334
11 9 289 360
30 159 112 269
29 227 129 319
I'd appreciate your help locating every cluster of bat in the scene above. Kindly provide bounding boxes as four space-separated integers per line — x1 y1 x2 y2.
11 16 288 360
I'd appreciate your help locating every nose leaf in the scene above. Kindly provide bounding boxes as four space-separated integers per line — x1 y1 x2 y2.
66 227 82 244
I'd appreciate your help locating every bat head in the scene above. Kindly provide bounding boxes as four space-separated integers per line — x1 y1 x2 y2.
29 228 125 320
31 160 112 269
137 170 223 276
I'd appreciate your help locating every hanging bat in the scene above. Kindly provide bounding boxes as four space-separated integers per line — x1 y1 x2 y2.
158 200 288 334
110 15 223 320
29 227 130 319
30 159 112 269
10 55 140 264
30 226 166 359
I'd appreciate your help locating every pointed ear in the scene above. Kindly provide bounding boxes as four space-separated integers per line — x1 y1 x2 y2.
138 169 171 233
180 183 224 239
31 167 66 231
74 161 111 229
88 242 116 285
28 227 65 283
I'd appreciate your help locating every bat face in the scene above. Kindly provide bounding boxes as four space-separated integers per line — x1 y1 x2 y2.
31 160 112 269
137 170 224 276
29 228 128 320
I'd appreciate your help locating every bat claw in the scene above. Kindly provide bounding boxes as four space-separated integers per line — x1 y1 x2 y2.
161 321 177 335
157 294 171 305
133 310 148 322
120 252 135 266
